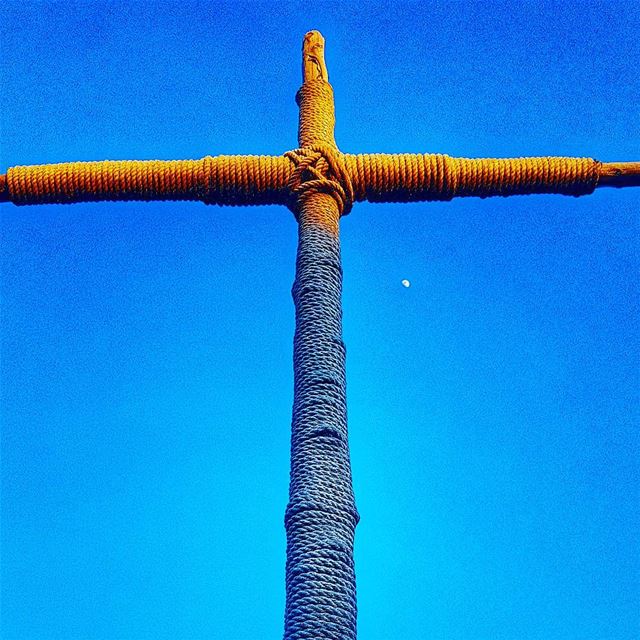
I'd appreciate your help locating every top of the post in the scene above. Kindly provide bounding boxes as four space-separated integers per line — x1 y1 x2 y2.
296 30 337 148
302 31 329 83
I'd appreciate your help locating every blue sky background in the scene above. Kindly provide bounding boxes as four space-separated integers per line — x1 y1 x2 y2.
1 1 638 638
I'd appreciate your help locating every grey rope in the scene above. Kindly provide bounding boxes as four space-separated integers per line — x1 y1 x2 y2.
284 194 360 639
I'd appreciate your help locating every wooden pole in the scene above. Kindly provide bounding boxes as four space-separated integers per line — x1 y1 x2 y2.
302 30 329 83
283 31 359 639
598 162 640 188
1 160 638 204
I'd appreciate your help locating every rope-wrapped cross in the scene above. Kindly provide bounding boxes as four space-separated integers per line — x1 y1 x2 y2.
2 26 639 640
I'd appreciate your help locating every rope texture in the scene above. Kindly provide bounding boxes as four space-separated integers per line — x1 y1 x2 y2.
284 79 359 640
344 153 601 201
5 156 290 206
4 153 600 207
296 82 337 148
285 192 359 639
285 144 354 217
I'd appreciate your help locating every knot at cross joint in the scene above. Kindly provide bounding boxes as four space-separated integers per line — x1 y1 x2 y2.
285 143 354 218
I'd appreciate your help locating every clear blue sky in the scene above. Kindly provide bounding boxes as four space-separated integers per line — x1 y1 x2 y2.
1 2 638 638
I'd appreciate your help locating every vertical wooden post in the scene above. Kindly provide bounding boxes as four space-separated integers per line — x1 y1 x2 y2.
283 31 359 639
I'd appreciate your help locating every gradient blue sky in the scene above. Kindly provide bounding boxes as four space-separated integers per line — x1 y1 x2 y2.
1 2 638 638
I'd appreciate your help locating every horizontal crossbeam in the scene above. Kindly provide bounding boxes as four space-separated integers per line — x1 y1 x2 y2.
1 154 638 208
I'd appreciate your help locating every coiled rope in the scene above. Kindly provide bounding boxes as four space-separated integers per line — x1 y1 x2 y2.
2 152 602 208
283 60 360 637
3 156 291 206
344 153 600 201
285 189 359 637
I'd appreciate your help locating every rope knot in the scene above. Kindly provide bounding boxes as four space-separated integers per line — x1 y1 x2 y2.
285 143 354 218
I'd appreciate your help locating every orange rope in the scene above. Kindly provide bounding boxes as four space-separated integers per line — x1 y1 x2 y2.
2 152 602 207
4 156 290 206
344 153 601 202
0 43 602 212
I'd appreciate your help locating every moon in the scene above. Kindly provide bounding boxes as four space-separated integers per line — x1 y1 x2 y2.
401 279 411 288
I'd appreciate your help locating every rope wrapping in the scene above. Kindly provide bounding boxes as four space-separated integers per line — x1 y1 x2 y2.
344 153 601 202
285 191 359 640
284 77 359 639
5 155 291 206
296 82 338 148
285 144 355 217
4 153 600 207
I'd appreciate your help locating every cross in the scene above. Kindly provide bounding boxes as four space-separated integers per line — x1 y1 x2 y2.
2 30 638 640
